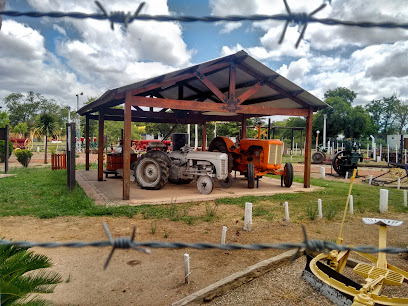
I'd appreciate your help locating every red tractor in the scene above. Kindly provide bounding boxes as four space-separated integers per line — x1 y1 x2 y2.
209 136 293 188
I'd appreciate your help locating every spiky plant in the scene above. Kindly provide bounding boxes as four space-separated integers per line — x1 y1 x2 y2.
0 243 62 305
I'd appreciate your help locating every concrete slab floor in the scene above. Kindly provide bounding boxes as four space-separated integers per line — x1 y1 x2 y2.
76 170 319 206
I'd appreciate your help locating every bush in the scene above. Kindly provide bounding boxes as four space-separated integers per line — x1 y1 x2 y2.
0 140 13 163
14 149 33 167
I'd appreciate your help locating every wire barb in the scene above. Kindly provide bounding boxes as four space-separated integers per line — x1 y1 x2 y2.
102 222 150 269
94 1 145 30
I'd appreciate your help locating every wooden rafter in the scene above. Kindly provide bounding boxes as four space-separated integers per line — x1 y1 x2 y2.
229 63 236 100
195 71 227 103
127 96 309 116
236 63 311 109
236 80 264 105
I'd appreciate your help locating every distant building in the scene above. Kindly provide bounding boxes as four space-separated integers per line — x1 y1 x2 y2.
387 134 408 149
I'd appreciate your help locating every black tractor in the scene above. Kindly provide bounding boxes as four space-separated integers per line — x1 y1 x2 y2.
332 140 363 177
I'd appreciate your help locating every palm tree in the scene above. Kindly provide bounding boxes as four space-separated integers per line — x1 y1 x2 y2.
0 243 61 305
36 113 56 164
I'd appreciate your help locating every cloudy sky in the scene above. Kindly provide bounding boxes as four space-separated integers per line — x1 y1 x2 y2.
0 0 407 114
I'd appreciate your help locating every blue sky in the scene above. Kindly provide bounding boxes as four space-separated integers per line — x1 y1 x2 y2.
0 0 407 115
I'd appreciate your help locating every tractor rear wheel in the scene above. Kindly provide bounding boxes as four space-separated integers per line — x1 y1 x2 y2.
209 139 233 173
283 162 293 187
219 174 233 188
247 163 255 189
134 155 168 190
145 150 171 167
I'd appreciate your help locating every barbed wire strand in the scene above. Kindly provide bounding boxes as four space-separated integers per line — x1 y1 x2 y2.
1 1 408 48
1 223 407 269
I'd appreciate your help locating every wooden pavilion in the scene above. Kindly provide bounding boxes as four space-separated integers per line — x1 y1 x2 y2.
78 50 328 200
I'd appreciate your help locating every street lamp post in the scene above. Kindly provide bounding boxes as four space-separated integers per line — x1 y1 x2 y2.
323 114 327 149
76 92 83 153
316 130 320 150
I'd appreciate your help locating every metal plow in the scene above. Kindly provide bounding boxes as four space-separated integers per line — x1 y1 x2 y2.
362 163 408 187
303 170 408 305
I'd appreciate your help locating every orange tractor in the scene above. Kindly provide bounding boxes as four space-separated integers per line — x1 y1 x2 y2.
209 136 293 189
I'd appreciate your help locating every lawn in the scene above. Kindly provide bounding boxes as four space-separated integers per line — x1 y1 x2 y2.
1 167 407 221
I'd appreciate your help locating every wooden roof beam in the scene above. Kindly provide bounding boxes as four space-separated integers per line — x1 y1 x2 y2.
236 63 311 109
128 96 308 117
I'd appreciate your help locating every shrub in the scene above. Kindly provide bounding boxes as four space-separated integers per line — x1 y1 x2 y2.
0 243 62 305
14 149 33 167
0 140 13 163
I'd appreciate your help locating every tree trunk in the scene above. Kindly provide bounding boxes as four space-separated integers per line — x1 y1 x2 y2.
44 135 48 164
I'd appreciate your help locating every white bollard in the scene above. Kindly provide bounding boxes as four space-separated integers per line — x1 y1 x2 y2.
379 189 389 213
320 167 325 179
367 144 370 159
284 201 290 222
349 195 354 214
184 253 190 284
221 226 227 244
387 145 390 163
318 199 323 219
369 175 373 185
243 202 252 231
37 147 40 152
404 190 407 207
398 178 401 190
345 172 349 180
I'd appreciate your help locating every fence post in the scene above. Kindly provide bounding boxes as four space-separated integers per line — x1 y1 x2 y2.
318 199 323 219
284 201 290 222
379 189 388 213
243 202 252 231
184 253 190 284
349 195 354 214
221 226 227 244
320 167 325 179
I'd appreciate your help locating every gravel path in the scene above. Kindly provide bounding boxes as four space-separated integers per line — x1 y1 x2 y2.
209 256 333 306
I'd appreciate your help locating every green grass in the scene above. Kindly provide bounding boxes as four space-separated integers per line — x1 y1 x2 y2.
1 168 408 222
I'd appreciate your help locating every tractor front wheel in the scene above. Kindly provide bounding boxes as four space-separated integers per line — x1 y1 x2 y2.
134 155 168 190
247 163 255 189
283 162 293 187
197 175 214 194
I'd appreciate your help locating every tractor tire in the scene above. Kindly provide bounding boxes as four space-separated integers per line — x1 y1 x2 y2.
283 163 293 188
219 173 233 188
145 150 171 167
134 155 168 190
209 138 234 173
312 152 325 164
247 163 255 189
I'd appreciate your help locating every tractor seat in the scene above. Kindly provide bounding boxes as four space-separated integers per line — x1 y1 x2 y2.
362 218 403 227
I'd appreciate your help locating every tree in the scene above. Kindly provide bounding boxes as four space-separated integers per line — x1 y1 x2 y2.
0 244 61 305
12 122 28 138
395 100 408 134
313 87 373 139
324 87 357 104
365 95 401 137
36 113 56 164
0 110 10 128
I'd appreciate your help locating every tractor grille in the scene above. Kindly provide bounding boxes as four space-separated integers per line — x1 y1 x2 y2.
221 159 227 176
268 144 282 165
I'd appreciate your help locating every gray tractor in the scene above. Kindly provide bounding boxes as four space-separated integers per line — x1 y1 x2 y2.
133 137 232 194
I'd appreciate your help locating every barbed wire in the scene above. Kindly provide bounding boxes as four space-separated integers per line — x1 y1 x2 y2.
1 1 408 48
1 223 407 269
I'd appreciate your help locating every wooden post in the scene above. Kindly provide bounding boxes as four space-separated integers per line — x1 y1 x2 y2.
66 123 76 191
85 115 90 171
304 109 313 188
98 112 104 181
123 95 132 200
202 122 207 151
241 116 247 139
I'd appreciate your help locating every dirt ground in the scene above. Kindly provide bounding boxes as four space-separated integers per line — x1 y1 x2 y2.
2 153 408 305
